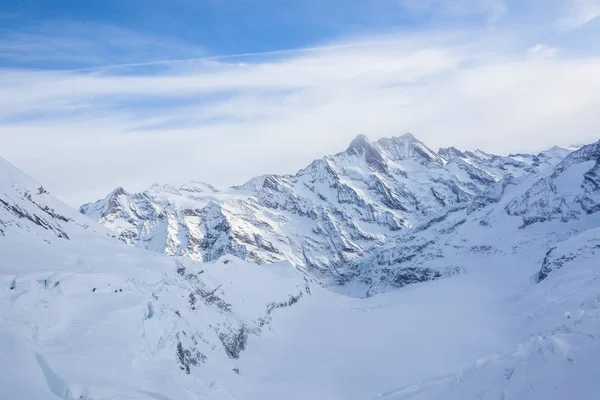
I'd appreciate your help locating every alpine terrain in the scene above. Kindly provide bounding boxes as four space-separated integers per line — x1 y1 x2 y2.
2 134 600 399
81 134 569 284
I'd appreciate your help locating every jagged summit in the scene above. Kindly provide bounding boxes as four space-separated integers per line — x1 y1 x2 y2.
233 174 270 192
111 186 127 197
345 134 378 156
546 145 569 152
79 185 129 216
506 139 600 224
346 134 371 149
438 146 466 161
343 134 388 173
376 134 443 166
398 132 417 140
473 149 494 159
375 132 420 145
552 139 600 176
535 145 571 161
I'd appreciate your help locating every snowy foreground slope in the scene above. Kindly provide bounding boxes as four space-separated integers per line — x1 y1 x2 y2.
0 156 314 399
2 138 600 399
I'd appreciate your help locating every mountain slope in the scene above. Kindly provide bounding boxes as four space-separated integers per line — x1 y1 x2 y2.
0 155 315 399
378 226 600 400
506 140 600 225
343 140 600 297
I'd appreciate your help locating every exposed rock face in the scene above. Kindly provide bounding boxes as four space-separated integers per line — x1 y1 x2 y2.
80 134 572 278
346 134 389 173
506 141 600 226
537 226 600 282
581 161 600 214
343 140 600 297
467 174 517 214
0 157 106 241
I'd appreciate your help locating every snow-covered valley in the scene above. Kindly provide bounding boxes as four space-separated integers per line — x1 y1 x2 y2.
2 135 600 399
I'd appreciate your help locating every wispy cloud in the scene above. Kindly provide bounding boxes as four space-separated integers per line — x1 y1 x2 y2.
0 2 599 206
527 43 559 58
1 26 599 206
0 21 204 68
558 0 600 29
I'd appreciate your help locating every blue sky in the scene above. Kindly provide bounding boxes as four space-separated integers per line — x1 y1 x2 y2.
0 0 505 68
0 0 599 205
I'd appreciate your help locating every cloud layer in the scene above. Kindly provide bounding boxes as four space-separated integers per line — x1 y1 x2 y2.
0 1 599 206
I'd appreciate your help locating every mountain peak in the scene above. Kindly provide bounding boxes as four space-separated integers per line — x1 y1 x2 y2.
344 134 388 173
537 145 571 159
232 175 269 192
473 149 494 160
261 174 285 191
111 186 127 197
377 135 443 166
347 134 372 151
376 133 420 145
438 146 466 161
399 132 417 141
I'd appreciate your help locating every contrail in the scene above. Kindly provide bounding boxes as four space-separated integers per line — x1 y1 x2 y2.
67 38 405 73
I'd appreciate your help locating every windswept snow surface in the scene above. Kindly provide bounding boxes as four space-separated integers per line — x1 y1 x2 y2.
0 155 314 399
3 137 600 399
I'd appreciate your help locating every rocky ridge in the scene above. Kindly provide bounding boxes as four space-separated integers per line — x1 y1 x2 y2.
81 134 572 281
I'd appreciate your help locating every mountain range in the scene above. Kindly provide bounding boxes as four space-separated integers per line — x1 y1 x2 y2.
81 134 576 293
2 134 600 399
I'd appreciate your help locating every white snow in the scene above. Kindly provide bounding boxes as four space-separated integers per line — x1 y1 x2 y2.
2 136 600 399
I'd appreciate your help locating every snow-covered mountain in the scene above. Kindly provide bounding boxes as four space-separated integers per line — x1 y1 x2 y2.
81 134 566 280
2 137 600 399
342 139 600 297
0 155 316 399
